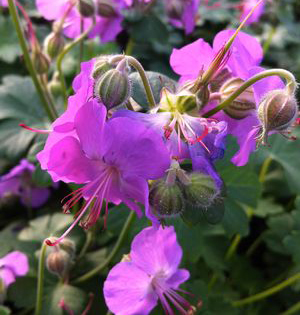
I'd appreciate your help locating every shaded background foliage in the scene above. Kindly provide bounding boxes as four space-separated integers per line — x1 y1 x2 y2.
0 0 300 314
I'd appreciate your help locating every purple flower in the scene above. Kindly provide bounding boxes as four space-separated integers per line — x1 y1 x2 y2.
240 0 265 25
36 0 126 43
0 251 29 288
0 0 7 7
38 101 170 245
170 30 284 166
165 0 200 34
104 226 193 315
0 159 50 208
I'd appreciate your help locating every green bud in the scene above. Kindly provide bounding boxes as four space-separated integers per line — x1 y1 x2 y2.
220 78 256 119
183 172 219 208
59 238 76 258
258 89 298 143
44 32 65 59
96 0 118 17
195 84 210 109
77 0 95 17
46 250 71 278
94 68 131 109
91 56 114 80
48 72 63 98
32 50 50 75
149 180 185 219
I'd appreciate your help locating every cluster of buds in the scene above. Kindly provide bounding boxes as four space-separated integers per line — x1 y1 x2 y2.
46 238 75 279
149 161 221 222
77 0 119 18
93 56 132 109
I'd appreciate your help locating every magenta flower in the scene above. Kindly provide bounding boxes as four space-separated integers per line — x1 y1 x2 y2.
0 159 50 208
240 0 265 25
170 30 284 166
165 0 200 34
0 251 29 288
36 0 126 43
104 226 192 315
38 101 170 245
0 0 7 7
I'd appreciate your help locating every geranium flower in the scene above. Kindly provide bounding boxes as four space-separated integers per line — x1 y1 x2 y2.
164 0 200 34
0 159 50 208
36 0 126 42
38 101 170 246
170 30 284 166
240 0 265 25
0 251 29 288
104 226 193 315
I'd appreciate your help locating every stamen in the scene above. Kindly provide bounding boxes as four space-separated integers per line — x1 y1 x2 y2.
19 123 51 134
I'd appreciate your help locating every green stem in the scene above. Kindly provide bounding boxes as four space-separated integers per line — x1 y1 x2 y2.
77 229 94 261
110 55 156 108
259 157 272 183
125 38 134 56
263 26 276 54
225 234 241 261
203 69 297 118
281 301 300 315
7 0 57 121
232 273 300 307
73 211 136 284
35 241 48 315
246 234 263 257
56 21 95 108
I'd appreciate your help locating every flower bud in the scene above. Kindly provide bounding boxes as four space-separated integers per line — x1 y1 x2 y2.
32 50 50 75
44 32 65 59
96 0 118 17
258 89 298 136
48 72 63 98
149 180 185 218
46 250 71 278
94 68 131 109
59 238 76 258
220 78 256 119
91 56 114 80
183 172 219 208
77 0 95 17
195 84 210 109
166 0 185 19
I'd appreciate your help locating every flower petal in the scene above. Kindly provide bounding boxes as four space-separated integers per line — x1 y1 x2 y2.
166 269 190 289
130 226 183 278
0 251 29 278
104 262 157 315
36 0 68 20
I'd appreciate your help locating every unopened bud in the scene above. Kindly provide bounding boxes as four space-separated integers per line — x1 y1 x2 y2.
44 32 65 59
46 250 71 278
48 72 62 98
149 180 185 218
220 78 256 119
77 0 95 17
195 84 210 109
258 89 298 143
59 238 76 258
32 50 50 75
94 67 131 109
96 0 118 17
183 172 219 208
91 56 114 80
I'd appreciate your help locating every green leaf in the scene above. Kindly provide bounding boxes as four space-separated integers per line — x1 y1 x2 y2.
222 198 249 237
129 71 177 109
7 277 36 308
283 231 300 264
258 129 300 193
253 198 284 218
0 306 11 315
0 76 49 161
31 164 53 187
0 16 21 63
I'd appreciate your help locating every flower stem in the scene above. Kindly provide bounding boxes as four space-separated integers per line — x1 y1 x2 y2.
232 273 300 307
72 211 136 284
110 55 156 108
35 241 48 315
203 69 297 118
280 301 300 315
7 0 57 121
56 20 95 108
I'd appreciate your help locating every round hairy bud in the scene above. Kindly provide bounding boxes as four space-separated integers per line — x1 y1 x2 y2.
258 89 298 134
149 180 185 219
44 32 65 59
220 78 256 119
94 68 131 109
96 0 118 17
59 238 76 258
32 50 50 75
48 72 63 98
195 85 210 109
183 172 219 208
77 0 95 17
91 56 114 80
46 250 71 278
